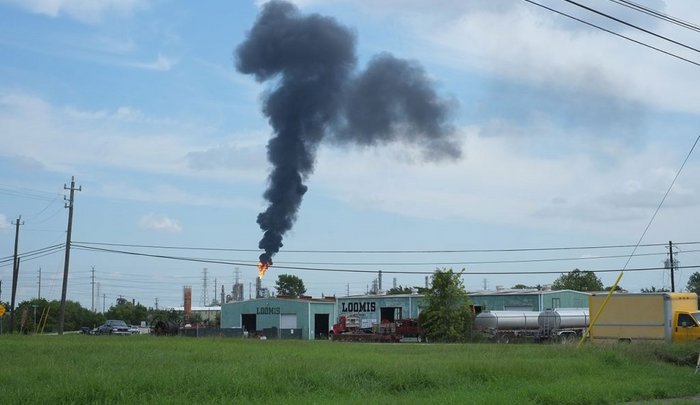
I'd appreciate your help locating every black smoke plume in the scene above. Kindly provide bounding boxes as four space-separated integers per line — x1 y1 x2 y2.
236 1 461 266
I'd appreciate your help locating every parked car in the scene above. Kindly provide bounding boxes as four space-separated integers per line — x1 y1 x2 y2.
128 325 141 335
96 320 131 335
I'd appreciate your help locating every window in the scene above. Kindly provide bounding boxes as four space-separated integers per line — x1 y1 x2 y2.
551 298 561 309
677 313 697 328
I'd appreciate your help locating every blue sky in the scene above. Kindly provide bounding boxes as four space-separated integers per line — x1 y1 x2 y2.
1 0 699 310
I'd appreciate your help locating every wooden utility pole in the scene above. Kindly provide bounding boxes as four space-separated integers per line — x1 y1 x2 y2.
91 266 95 313
58 177 81 335
9 215 23 333
669 241 675 292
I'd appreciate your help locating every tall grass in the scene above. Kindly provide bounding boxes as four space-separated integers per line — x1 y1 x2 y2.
1 336 698 404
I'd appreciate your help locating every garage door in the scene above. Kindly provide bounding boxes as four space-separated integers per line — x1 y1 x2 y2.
281 314 297 329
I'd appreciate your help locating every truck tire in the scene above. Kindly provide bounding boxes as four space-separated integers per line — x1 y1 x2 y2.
497 334 511 344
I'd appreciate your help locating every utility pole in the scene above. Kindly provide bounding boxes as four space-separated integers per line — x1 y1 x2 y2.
155 297 159 311
213 277 218 305
669 241 676 293
96 282 100 313
378 270 382 291
58 176 81 335
103 293 106 313
10 215 23 334
37 267 41 300
91 266 95 312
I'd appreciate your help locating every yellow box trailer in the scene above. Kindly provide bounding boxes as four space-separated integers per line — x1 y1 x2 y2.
588 292 700 343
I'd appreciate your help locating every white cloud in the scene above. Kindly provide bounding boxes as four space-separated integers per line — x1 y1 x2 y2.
96 182 260 211
313 126 700 238
0 91 266 180
138 214 182 233
123 53 178 72
290 0 700 115
0 0 150 23
0 214 9 230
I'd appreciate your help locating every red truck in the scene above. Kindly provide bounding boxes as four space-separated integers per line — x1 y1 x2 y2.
331 315 425 342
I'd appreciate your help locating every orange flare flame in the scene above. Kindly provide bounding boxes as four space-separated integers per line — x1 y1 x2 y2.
257 261 270 280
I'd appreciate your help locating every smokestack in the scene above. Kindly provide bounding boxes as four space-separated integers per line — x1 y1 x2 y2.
237 1 460 264
183 286 192 322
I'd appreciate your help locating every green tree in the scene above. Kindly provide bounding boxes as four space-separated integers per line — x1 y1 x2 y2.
418 268 472 343
275 274 306 297
686 272 700 295
105 302 149 325
15 299 102 333
148 309 180 324
604 285 624 292
387 285 413 295
552 269 603 292
641 286 670 293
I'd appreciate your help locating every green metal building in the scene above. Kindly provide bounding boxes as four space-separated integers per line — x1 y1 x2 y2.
468 289 589 312
335 294 425 328
220 297 336 340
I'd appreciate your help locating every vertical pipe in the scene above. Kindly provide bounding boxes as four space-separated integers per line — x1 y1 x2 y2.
577 271 624 349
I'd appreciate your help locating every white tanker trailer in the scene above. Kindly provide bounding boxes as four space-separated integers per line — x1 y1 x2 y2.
537 309 589 342
475 309 589 343
474 311 541 343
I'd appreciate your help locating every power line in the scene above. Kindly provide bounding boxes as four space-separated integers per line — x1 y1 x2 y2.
561 0 700 55
269 250 700 267
72 239 700 254
0 186 61 202
0 243 66 264
0 249 66 269
618 135 699 273
523 0 700 68
608 0 700 33
71 243 700 276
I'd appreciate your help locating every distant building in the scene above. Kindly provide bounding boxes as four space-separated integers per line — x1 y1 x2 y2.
170 306 220 323
468 289 589 312
221 297 336 340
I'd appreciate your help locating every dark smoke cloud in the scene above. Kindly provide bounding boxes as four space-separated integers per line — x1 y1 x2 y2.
334 52 460 160
236 1 460 265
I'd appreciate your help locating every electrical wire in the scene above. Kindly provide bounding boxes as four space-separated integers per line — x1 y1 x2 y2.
618 135 700 272
71 243 700 276
0 244 66 266
523 0 700 68
72 239 700 254
607 0 700 33
561 0 700 55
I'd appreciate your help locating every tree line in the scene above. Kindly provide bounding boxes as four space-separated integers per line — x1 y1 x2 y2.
0 298 180 334
3 269 700 341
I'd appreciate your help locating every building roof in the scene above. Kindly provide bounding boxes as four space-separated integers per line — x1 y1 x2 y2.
467 289 589 296
340 293 424 299
169 306 221 311
224 297 336 304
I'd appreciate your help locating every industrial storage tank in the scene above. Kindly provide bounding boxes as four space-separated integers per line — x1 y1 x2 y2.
474 311 540 330
538 309 589 333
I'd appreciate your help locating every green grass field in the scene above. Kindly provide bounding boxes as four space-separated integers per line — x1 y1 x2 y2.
1 335 699 404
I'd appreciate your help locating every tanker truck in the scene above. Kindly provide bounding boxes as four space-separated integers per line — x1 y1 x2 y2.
474 309 589 343
474 311 540 343
588 292 700 343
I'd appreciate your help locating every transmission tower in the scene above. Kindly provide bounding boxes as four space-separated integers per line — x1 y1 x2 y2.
201 268 208 307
